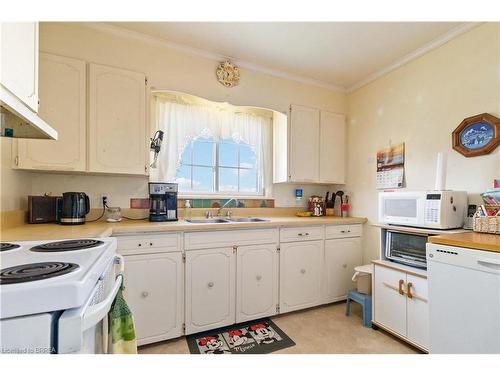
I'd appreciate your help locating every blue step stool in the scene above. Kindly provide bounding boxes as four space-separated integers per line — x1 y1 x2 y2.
345 289 372 328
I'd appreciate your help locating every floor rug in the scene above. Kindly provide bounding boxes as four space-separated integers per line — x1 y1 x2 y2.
186 318 295 354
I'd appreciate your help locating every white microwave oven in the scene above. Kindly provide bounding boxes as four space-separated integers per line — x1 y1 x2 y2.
378 191 467 229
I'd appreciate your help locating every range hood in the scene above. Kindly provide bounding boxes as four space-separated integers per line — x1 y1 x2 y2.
0 85 58 140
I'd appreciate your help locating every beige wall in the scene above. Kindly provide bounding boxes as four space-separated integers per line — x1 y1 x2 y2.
1 22 346 211
347 23 500 262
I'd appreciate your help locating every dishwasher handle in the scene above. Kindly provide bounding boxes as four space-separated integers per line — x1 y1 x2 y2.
477 257 500 271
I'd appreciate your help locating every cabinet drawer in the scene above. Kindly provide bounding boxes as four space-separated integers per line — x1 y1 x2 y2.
325 224 362 239
116 233 182 255
185 228 278 250
280 226 324 242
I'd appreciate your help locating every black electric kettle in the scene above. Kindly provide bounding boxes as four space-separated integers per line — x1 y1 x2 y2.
60 192 90 225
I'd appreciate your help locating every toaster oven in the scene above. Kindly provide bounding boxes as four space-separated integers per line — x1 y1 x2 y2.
385 230 428 269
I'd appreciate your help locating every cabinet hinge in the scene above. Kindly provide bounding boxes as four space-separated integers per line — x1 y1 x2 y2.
182 253 186 263
182 323 186 335
145 77 148 85
289 105 292 113
276 304 280 314
276 246 280 253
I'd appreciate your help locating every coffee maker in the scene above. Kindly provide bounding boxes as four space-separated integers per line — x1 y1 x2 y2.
149 182 178 222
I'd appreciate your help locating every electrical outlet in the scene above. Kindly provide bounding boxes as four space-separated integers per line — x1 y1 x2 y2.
100 194 109 208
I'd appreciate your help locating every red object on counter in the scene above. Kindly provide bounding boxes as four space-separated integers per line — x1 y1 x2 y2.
341 203 349 217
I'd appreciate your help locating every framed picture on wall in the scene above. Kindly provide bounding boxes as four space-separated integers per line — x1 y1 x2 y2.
452 113 500 157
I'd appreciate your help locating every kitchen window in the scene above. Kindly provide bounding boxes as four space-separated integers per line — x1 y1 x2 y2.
151 92 272 196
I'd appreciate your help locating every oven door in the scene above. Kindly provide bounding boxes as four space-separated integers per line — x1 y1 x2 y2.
57 255 124 354
385 231 428 268
379 192 425 226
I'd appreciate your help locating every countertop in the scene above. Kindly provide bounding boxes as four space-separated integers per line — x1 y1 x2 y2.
428 231 500 253
0 216 367 242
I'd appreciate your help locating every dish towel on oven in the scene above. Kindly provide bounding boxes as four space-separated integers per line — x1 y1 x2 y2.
108 288 137 354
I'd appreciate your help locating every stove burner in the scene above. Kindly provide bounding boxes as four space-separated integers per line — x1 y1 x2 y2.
30 239 103 252
0 243 21 252
0 262 79 284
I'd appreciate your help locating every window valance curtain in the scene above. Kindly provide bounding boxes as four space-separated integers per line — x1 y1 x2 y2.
153 95 272 185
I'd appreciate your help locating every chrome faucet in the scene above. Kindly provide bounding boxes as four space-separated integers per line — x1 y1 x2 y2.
217 198 238 217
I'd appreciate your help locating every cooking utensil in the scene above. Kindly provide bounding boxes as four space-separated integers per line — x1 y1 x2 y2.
336 190 344 205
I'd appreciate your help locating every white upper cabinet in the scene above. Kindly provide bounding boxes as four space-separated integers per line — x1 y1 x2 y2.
273 104 346 184
88 63 147 175
0 22 39 112
15 53 86 171
319 111 346 183
236 244 279 323
289 105 320 182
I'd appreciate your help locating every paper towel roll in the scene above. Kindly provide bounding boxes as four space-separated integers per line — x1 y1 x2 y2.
435 152 447 191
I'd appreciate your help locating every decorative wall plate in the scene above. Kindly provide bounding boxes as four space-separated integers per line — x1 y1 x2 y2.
216 60 240 88
452 113 500 157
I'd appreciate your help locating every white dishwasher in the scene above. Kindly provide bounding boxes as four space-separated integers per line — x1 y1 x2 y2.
427 243 500 354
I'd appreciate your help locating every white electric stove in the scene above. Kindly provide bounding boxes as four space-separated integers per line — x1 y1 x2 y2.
0 237 122 354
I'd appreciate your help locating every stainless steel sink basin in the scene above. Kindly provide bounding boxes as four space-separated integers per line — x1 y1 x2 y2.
227 217 270 222
185 218 230 224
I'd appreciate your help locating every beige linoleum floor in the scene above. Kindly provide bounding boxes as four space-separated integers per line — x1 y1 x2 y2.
139 302 420 354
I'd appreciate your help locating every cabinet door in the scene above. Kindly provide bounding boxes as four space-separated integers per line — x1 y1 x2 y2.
16 53 86 171
324 237 362 302
236 244 278 323
279 240 323 313
406 274 429 350
88 63 147 175
373 265 407 337
123 252 184 346
319 111 346 183
289 105 320 182
185 247 236 335
0 22 39 111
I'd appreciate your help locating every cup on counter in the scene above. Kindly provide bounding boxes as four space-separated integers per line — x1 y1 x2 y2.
106 207 122 222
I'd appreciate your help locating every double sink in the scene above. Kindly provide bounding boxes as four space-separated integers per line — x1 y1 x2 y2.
186 217 269 224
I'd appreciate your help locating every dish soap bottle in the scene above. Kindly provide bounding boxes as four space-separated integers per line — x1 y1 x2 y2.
184 199 192 221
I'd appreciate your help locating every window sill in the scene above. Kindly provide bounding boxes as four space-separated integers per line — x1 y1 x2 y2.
178 193 273 200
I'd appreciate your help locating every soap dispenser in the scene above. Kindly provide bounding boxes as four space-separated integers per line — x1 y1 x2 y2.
184 199 192 221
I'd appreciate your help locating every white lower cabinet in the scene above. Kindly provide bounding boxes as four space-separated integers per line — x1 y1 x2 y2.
373 264 429 350
279 240 323 313
123 252 184 346
324 237 362 303
236 244 279 323
185 247 236 335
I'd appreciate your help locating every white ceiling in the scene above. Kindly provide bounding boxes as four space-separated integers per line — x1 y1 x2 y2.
112 22 473 92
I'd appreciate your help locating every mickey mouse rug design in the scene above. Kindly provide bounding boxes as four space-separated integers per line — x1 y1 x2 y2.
186 318 295 354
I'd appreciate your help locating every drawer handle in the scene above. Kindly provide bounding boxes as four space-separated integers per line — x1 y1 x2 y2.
138 243 142 247
256 275 262 281
142 291 149 298
298 233 309 237
398 279 405 295
300 268 306 274
149 242 153 246
407 282 413 299
341 230 351 234
207 282 214 288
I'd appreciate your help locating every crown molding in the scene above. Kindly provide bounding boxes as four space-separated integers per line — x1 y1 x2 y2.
77 21 481 96
79 22 347 93
346 22 482 93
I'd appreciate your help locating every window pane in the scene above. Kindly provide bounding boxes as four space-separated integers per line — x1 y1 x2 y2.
219 141 238 167
192 166 214 192
239 144 256 169
240 167 258 193
174 164 191 190
192 140 214 166
180 143 192 165
219 167 238 192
